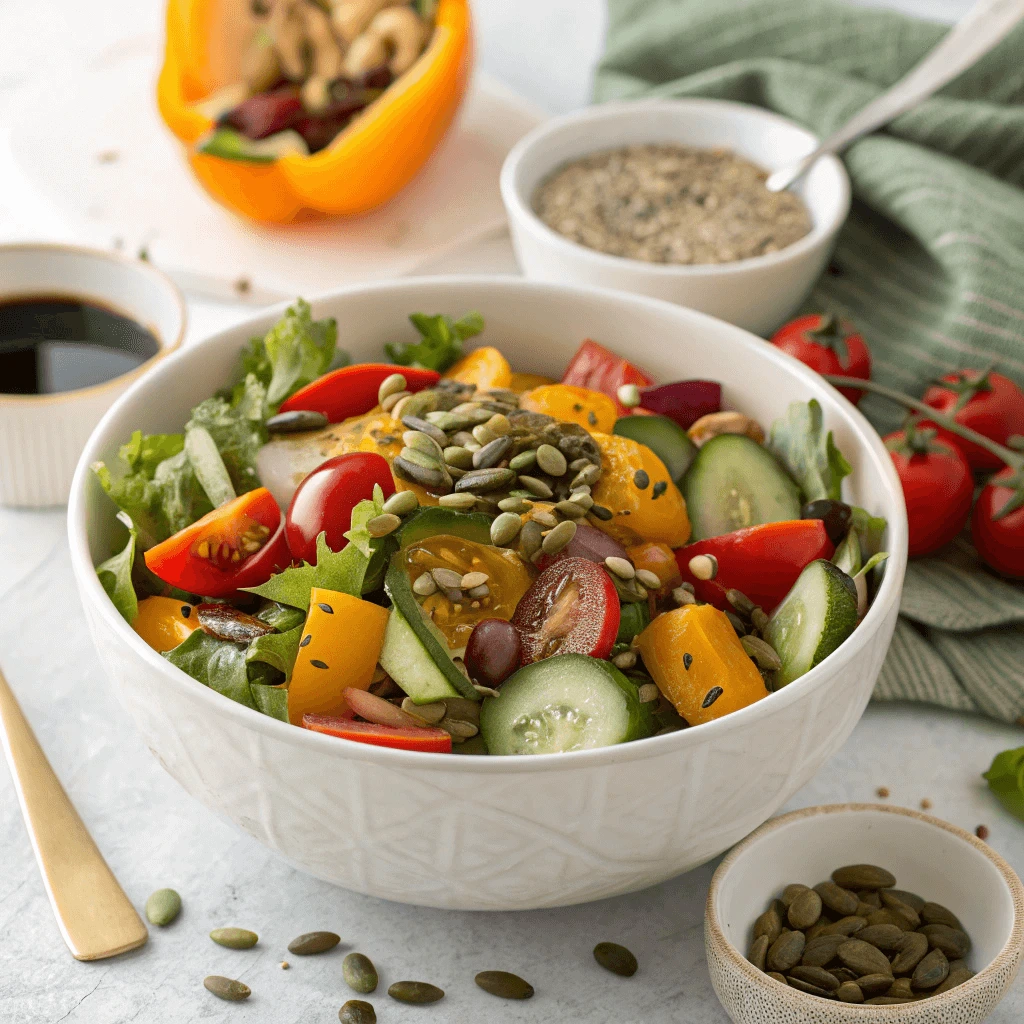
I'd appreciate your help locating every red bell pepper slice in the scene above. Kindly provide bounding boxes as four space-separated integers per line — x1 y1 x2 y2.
561 339 652 415
675 520 834 614
144 487 290 598
278 363 441 422
302 714 453 753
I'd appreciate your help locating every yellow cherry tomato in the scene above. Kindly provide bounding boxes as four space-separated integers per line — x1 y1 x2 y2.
133 596 199 653
520 384 618 433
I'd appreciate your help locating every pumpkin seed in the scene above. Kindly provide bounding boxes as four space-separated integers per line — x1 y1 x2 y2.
753 902 784 945
339 1000 376 1024
490 512 523 546
378 372 407 404
888 977 914 1000
497 496 532 514
829 968 857 984
857 973 897 997
885 899 921 929
856 924 904 951
805 921 829 941
634 569 662 591
787 977 831 998
920 901 962 929
542 520 577 555
509 450 538 472
210 927 258 949
741 635 782 671
788 889 823 930
367 513 402 538
611 651 637 670
382 490 419 516
518 475 554 498
571 492 595 511
204 976 251 1001
439 719 479 740
455 467 516 493
933 959 974 994
789 965 839 992
571 464 602 489
289 931 341 955
887 889 926 913
413 573 438 596
912 948 949 990
431 568 464 590
486 413 512 435
426 411 471 432
401 416 447 446
813 881 859 918
402 698 446 723
145 888 181 926
439 493 478 510
266 409 329 433
388 981 445 1004
890 930 929 974
593 941 638 977
801 934 846 967
343 952 379 993
865 995 910 1005
921 923 971 959
767 972 788 985
688 554 718 581
555 500 588 520
832 865 896 891
781 884 811 907
404 430 444 458
767 931 805 972
394 455 450 491
519 520 543 560
536 444 568 476
836 981 864 1003
382 389 411 413
473 436 513 469
672 586 697 606
472 424 497 446
443 445 474 470
451 401 483 416
475 971 535 999
590 504 613 521
461 571 489 590
866 908 915 931
857 889 883 909
837 938 892 977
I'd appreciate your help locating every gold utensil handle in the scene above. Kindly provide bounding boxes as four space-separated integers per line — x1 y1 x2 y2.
0 666 147 960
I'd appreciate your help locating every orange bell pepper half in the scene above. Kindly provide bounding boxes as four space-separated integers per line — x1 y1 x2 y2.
156 0 473 223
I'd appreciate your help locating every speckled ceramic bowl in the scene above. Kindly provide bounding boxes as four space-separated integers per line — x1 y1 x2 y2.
706 804 1024 1023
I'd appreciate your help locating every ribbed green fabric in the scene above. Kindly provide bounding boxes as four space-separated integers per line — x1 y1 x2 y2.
597 0 1024 722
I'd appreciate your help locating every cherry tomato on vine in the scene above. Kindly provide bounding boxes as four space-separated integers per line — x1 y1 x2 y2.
285 452 396 564
971 466 1024 578
884 423 973 558
921 370 1024 472
769 314 871 404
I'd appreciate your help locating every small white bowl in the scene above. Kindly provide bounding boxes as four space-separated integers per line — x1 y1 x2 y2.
500 98 851 336
706 804 1024 1023
0 243 185 507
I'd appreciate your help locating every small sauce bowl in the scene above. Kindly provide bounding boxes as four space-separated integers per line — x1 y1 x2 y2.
0 243 185 507
705 803 1024 1022
500 98 850 336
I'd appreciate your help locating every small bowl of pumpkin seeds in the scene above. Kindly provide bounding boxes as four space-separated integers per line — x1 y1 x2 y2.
704 803 1024 1023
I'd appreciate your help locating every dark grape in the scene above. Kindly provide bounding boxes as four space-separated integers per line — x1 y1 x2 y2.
465 619 522 689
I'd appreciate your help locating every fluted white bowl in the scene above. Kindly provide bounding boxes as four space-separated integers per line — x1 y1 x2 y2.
68 277 906 910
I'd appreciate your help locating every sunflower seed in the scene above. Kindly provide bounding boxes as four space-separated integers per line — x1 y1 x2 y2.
473 436 513 469
388 981 444 1004
413 573 438 596
518 475 554 498
519 520 543 560
593 941 638 977
890 931 929 974
837 939 892 977
912 948 949 990
342 952 379 993
741 635 783 671
788 889 823 930
536 444 568 476
490 512 523 546
688 553 718 581
367 514 402 537
288 931 341 955
145 888 181 926
498 496 532 513
382 490 419 516
339 999 376 1024
555 500 588 519
401 416 447 445
832 865 897 891
266 409 329 433
431 568 463 589
475 971 534 999
635 568 661 590
210 927 258 949
381 390 411 412
403 430 444 457
751 607 769 632
204 976 251 1001
443 446 474 469
378 373 407 404
455 468 516 493
767 931 805 972
542 520 577 555
439 492 478 510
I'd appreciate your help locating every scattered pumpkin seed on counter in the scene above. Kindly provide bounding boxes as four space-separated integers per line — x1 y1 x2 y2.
748 864 975 1003
339 1000 377 1024
210 927 259 949
388 980 445 1004
204 976 251 1002
475 970 535 999
288 930 341 955
593 941 639 977
145 888 182 926
343 952 380 994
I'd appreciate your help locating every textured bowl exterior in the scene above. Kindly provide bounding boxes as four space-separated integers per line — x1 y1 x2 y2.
705 805 1024 1024
69 278 905 910
500 99 851 336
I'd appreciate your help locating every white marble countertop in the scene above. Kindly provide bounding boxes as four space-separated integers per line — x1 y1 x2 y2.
3 1 1023 1022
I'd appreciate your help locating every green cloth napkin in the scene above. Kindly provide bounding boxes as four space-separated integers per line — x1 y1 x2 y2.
596 0 1024 723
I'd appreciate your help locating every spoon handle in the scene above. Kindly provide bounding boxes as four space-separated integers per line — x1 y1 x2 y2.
0 666 147 961
767 0 1024 191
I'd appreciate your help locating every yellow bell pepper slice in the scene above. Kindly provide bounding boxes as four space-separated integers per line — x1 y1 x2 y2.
288 587 389 725
133 596 199 653
442 346 512 392
520 384 618 433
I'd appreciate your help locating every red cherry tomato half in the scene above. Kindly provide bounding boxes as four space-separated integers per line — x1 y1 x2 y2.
278 363 441 423
285 452 396 565
511 556 620 664
921 370 1024 471
144 487 290 598
884 427 973 558
561 339 651 415
676 520 834 613
769 314 871 404
971 466 1024 578
302 714 453 752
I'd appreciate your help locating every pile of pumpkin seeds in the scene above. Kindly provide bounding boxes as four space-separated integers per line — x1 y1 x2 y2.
748 864 975 1004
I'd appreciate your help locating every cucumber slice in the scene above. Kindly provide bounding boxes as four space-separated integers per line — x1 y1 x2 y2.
683 433 801 540
763 559 858 688
396 507 494 548
184 426 236 507
613 414 697 484
378 605 463 704
384 558 479 701
480 654 651 755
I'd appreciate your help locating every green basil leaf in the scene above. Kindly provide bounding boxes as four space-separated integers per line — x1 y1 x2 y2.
95 511 139 624
384 310 484 372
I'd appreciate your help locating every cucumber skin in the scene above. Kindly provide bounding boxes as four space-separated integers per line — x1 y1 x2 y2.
396 507 493 548
384 558 480 701
613 415 697 484
378 607 462 704
766 559 858 688
683 434 802 540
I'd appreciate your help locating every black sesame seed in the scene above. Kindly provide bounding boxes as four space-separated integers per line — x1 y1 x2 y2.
180 605 192 618
683 653 693 670
702 686 723 708
299 634 312 648
633 469 650 490
651 481 667 500
588 411 598 426
317 602 334 614
573 403 584 412
310 659 329 670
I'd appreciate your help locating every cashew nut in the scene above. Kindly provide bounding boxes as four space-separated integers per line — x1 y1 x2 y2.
330 0 404 43
342 30 388 77
301 74 332 113
368 6 426 75
687 411 766 447
241 34 282 92
268 0 309 81
302 1 346 80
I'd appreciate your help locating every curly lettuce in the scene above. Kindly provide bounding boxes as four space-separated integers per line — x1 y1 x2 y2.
384 311 484 372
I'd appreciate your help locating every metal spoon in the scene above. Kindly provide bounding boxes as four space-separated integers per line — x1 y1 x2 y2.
766 0 1024 192
0 665 147 960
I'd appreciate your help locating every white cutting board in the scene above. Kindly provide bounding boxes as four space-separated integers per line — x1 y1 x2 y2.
0 37 543 302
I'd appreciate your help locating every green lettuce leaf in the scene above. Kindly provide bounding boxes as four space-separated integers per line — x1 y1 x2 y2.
984 746 1024 821
255 602 306 632
243 562 317 610
247 625 303 683
251 684 289 722
95 511 139 624
768 399 852 503
384 310 484 372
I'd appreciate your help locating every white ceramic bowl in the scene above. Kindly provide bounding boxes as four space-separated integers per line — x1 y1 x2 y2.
706 804 1024 1023
500 99 851 336
0 243 185 507
68 277 905 910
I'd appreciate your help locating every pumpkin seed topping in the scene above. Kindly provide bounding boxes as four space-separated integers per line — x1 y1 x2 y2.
518 475 554 498
288 931 341 955
475 970 535 999
536 444 568 476
377 372 407 404
593 942 638 977
413 573 438 597
145 888 182 926
431 568 464 590
741 635 783 671
204 976 251 1001
542 520 577 555
767 931 805 972
403 430 444 458
509 450 538 472
498 495 532 513
672 586 697 606
635 568 661 590
490 512 523 546
210 927 258 949
339 1000 376 1024
605 556 635 579
788 889 823 930
912 948 949 990
438 493 478 510
832 865 897 891
401 416 447 446
461 571 489 590
688 553 718 580
266 409 329 433
388 981 445 1004
748 934 770 971
367 513 402 538
836 981 864 1003
519 520 543 560
443 445 474 469
381 490 419 516
343 952 379 993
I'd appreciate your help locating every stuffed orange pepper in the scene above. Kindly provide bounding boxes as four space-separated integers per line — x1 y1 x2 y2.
157 0 472 222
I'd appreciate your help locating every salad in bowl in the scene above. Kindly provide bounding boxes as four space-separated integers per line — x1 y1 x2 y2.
92 298 889 758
